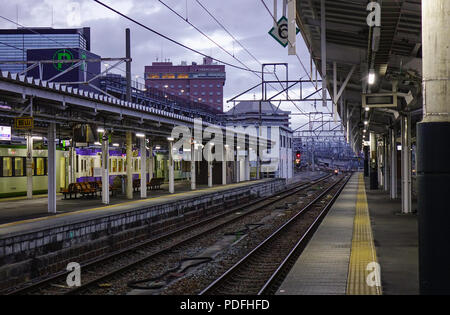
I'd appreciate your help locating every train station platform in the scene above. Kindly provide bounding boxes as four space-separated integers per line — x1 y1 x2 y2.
0 171 324 226
0 172 326 290
0 181 210 225
277 172 418 295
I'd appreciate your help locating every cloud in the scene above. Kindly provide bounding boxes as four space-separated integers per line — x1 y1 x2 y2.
0 0 333 130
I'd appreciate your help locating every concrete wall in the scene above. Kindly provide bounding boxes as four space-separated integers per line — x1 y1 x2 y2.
0 178 285 290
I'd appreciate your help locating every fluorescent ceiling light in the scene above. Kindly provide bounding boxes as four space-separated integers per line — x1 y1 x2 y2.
368 69 375 85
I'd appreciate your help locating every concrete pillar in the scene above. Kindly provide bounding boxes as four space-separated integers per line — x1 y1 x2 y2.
140 136 147 198
256 151 260 179
377 142 383 189
102 133 110 205
26 134 33 199
191 141 196 190
235 150 240 183
168 139 174 193
69 146 76 185
418 0 450 294
384 136 389 192
401 114 412 213
208 143 213 188
148 146 153 181
245 151 250 181
222 145 227 185
363 145 369 177
47 123 56 214
126 131 133 199
369 132 378 189
390 128 397 199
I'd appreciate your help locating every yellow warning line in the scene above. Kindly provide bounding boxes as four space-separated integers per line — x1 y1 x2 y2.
0 193 62 202
346 173 382 295
0 180 260 229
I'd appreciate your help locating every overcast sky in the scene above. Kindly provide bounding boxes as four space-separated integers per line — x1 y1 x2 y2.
0 0 337 130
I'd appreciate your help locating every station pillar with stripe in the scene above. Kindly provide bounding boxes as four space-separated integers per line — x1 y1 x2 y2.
417 0 450 294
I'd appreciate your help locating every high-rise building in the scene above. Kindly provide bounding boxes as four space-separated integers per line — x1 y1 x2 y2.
144 57 226 112
0 27 91 73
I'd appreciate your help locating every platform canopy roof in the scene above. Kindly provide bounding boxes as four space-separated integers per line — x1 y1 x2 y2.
296 0 422 151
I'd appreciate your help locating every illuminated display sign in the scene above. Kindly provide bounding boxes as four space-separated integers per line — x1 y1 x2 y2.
0 126 11 141
362 93 397 108
146 72 224 79
162 73 175 79
53 49 75 72
14 117 34 129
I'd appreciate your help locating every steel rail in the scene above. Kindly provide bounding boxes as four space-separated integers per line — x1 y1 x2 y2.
199 174 350 295
4 174 330 295
64 174 331 295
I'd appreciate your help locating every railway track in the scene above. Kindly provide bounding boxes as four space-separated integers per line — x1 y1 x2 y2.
4 174 331 295
199 174 350 295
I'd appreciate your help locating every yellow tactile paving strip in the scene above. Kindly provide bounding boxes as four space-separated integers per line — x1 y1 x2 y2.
346 173 382 295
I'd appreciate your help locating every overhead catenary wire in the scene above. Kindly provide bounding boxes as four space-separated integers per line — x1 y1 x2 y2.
92 0 270 75
259 0 312 81
194 0 262 66
0 14 121 81
159 0 305 114
259 0 331 114
158 0 263 75
0 41 25 51
0 14 148 90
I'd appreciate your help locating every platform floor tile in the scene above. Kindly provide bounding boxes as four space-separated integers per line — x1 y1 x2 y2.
276 173 359 295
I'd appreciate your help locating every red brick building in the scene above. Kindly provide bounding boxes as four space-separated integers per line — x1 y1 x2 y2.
144 57 226 112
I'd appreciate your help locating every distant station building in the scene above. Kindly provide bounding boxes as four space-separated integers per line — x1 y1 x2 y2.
144 57 226 112
223 101 293 179
0 27 91 73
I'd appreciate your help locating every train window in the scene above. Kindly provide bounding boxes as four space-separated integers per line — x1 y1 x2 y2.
112 159 117 173
134 159 139 171
2 157 12 177
14 157 24 176
36 158 45 176
118 160 123 173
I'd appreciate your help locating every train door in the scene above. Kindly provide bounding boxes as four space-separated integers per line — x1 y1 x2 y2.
60 156 66 189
